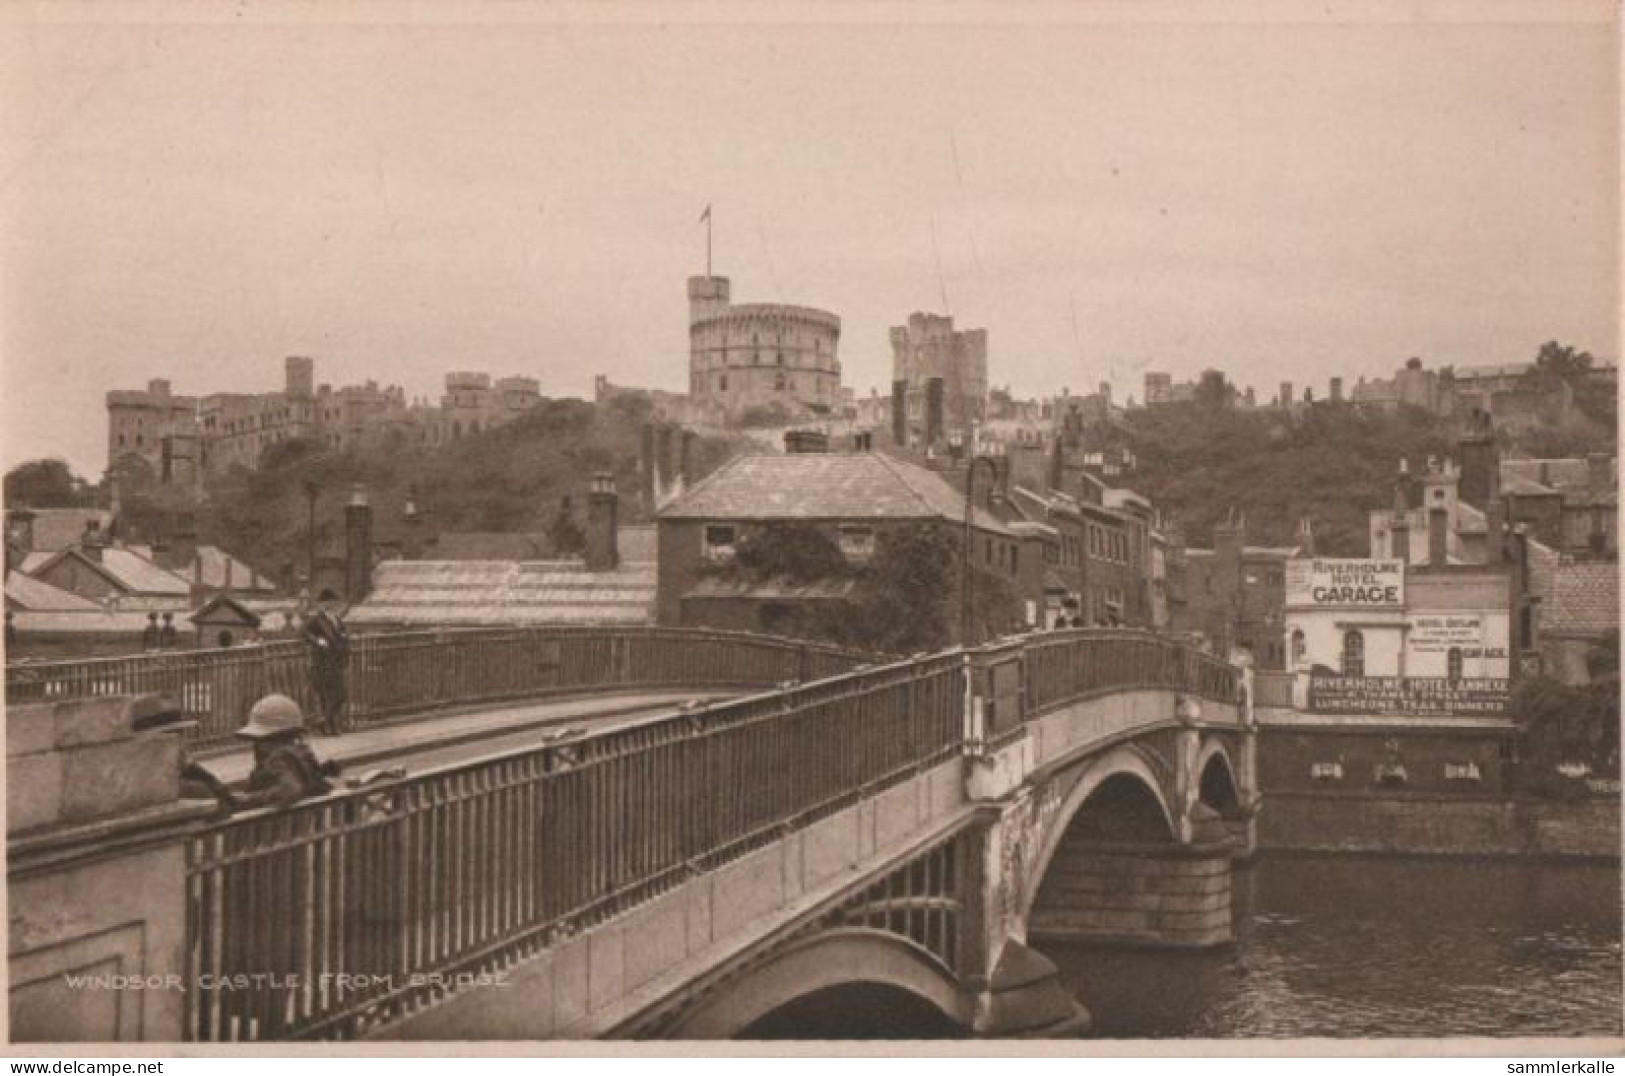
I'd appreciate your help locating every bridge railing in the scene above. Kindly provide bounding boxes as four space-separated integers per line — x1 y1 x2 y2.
1013 627 1240 719
183 650 965 1041
179 627 1240 1040
6 627 871 753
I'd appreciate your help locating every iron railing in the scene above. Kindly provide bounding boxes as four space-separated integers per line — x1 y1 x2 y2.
184 651 964 1041
181 627 1239 1041
1020 627 1240 715
6 627 871 753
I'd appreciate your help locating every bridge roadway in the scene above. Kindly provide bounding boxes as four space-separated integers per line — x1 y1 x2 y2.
197 689 736 786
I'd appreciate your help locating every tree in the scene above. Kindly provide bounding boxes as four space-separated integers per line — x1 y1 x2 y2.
1528 340 1595 389
732 523 848 584
4 458 90 507
547 495 585 556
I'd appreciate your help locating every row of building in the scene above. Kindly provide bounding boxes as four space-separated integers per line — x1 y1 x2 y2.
1142 354 1618 422
107 358 545 488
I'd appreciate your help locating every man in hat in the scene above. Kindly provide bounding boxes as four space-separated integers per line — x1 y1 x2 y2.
181 694 339 812
302 601 351 735
141 612 160 652
157 611 178 650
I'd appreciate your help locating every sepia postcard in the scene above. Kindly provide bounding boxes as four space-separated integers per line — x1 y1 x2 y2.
0 0 1619 1059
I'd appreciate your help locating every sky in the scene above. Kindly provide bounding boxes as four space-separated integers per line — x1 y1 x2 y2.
1 1 1618 477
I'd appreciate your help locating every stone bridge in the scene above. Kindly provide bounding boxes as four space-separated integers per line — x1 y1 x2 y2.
6 627 1255 1042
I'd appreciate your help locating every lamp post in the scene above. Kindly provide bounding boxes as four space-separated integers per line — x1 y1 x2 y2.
960 454 1001 646
303 479 320 600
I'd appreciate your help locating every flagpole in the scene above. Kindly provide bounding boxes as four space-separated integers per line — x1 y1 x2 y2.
707 210 713 277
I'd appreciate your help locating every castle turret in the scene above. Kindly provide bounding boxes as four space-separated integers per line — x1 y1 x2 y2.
687 275 731 324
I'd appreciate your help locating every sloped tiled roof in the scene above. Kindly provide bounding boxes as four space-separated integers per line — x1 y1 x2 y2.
194 546 278 592
32 546 192 597
97 548 193 595
8 609 157 635
659 453 1013 535
346 558 657 626
1501 458 1615 506
4 570 101 612
1542 561 1620 638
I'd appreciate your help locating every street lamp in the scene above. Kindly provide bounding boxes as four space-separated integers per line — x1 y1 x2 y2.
961 454 1001 646
303 479 320 600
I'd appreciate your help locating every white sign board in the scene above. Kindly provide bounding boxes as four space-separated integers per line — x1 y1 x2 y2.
1410 615 1484 654
1286 558 1405 608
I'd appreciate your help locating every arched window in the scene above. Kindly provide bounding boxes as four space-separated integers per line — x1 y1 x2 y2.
1290 629 1306 667
774 372 786 391
1447 646 1463 682
1341 630 1365 677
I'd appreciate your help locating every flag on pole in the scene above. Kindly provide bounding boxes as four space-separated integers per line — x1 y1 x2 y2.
699 204 711 224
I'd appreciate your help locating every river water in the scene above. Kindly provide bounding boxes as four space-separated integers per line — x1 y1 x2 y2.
1046 854 1623 1039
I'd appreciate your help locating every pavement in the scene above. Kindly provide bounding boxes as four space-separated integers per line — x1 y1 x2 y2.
195 689 731 784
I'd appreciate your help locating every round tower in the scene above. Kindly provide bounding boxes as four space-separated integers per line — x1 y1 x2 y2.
687 275 731 324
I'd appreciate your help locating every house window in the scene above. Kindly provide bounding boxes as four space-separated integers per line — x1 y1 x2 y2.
704 524 738 562
1310 761 1343 781
1447 646 1464 682
1341 630 1365 677
1290 628 1306 667
837 525 875 561
1374 762 1408 786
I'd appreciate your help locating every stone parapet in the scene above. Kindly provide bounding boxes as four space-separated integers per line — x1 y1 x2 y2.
7 694 212 1042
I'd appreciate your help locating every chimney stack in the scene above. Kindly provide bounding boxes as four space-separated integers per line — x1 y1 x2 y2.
1295 516 1315 557
586 473 620 572
1428 507 1449 566
1391 517 1411 562
344 484 373 602
1458 409 1498 509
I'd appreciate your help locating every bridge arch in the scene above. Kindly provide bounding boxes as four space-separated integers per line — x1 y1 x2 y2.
662 928 970 1040
1021 745 1179 922
1195 738 1242 815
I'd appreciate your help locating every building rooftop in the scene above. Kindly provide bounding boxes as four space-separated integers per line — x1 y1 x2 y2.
346 558 657 627
1500 457 1615 507
660 453 1014 535
32 546 193 598
4 570 102 612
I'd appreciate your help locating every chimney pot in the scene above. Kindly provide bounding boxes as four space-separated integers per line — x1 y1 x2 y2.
586 473 620 571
